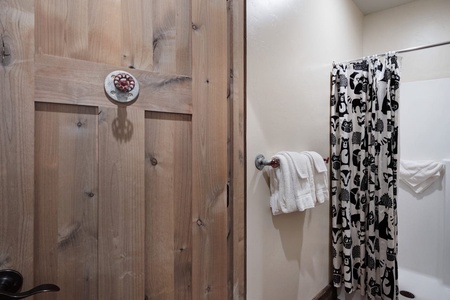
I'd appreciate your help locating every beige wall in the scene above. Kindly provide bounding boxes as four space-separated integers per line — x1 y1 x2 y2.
363 0 450 82
246 1 363 299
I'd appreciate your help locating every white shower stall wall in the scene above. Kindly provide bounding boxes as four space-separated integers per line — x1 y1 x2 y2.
339 78 450 300
396 78 450 300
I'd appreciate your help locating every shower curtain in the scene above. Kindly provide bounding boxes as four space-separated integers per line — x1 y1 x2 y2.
330 54 400 300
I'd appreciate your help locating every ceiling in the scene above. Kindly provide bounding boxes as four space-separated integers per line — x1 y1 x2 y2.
352 0 417 15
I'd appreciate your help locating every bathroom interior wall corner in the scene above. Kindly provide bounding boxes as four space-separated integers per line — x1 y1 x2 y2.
246 1 363 299
362 0 450 82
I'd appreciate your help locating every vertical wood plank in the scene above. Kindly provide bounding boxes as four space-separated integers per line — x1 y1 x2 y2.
36 0 190 74
226 2 233 297
34 106 59 300
230 0 246 299
121 0 153 71
145 112 192 300
0 0 34 288
88 0 122 66
35 0 66 56
175 0 192 76
35 0 89 59
64 0 89 60
34 103 98 300
153 0 176 73
191 0 229 299
153 0 192 75
98 107 145 300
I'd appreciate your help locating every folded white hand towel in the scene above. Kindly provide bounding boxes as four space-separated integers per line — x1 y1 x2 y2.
399 160 444 193
304 151 329 205
269 151 315 215
269 154 293 214
285 151 309 179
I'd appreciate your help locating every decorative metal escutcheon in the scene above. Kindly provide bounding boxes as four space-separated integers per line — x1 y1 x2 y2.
104 70 140 104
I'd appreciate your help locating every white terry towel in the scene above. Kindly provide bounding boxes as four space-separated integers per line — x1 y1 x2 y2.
399 160 445 193
303 151 329 205
269 151 315 215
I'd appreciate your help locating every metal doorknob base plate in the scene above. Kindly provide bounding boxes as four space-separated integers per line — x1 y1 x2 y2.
105 70 140 104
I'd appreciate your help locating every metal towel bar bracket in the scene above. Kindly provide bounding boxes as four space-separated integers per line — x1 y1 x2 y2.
255 154 329 170
255 154 279 170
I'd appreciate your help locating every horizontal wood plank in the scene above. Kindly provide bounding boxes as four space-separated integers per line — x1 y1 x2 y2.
35 55 192 114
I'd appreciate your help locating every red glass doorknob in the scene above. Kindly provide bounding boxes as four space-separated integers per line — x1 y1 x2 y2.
113 73 135 93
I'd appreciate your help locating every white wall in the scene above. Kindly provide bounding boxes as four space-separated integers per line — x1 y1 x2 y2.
246 1 363 299
398 79 450 279
363 0 450 82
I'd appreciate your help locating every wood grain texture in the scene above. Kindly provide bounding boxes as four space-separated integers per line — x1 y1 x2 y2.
0 0 35 287
145 112 192 300
121 0 153 71
34 103 98 300
35 0 191 73
191 0 229 299
35 55 192 114
88 0 122 66
152 0 192 75
175 0 192 76
35 0 66 56
153 0 176 74
30 1 244 299
227 1 233 296
230 1 246 298
98 107 145 300
35 0 89 60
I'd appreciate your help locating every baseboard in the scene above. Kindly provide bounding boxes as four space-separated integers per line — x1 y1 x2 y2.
312 282 337 300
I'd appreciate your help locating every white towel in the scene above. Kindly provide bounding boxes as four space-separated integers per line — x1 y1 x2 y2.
399 160 444 193
269 151 315 215
304 151 329 205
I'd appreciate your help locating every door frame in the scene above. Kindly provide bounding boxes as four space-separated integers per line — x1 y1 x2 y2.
229 1 246 299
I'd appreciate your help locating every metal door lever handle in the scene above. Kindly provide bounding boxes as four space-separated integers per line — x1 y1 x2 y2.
0 269 60 300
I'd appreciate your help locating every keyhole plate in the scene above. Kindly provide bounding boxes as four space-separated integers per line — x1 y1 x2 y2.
104 70 140 104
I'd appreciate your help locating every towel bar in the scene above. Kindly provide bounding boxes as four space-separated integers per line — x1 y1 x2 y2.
255 154 329 170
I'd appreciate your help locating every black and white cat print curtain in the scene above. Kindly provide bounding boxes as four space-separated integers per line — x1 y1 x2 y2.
330 54 400 300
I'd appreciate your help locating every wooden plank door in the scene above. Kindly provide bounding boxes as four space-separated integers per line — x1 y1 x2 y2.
0 0 246 299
